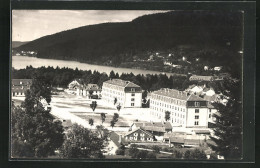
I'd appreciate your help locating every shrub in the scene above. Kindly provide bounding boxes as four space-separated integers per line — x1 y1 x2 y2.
116 149 125 155
147 152 157 159
152 145 161 153
172 150 183 159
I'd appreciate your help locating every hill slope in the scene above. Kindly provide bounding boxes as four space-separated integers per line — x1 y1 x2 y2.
12 41 29 48
15 11 243 75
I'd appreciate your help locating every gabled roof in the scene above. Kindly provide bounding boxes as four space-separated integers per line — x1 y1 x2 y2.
85 84 101 91
124 128 153 137
187 94 205 101
152 88 206 102
12 79 32 85
109 131 122 148
104 79 140 88
132 121 172 133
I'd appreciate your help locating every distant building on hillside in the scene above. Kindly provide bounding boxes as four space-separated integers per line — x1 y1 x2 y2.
189 75 214 81
68 78 83 90
11 79 32 97
102 79 142 108
149 88 216 128
77 84 102 98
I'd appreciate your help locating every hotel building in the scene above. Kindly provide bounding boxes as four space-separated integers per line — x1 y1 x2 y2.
102 79 142 108
149 88 216 128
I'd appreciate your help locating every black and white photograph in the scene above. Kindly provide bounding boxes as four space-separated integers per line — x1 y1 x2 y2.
10 9 245 160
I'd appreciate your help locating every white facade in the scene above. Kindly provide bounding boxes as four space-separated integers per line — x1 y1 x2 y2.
149 88 215 128
102 79 142 108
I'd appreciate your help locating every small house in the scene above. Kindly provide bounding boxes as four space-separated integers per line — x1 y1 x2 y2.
11 79 32 97
124 128 154 142
104 131 123 155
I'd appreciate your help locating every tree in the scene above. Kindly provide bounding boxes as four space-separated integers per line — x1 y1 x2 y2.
60 124 104 158
116 144 126 156
90 101 97 112
184 150 192 159
110 113 119 128
128 144 139 158
136 150 149 159
116 104 121 112
114 98 117 105
152 145 161 154
95 125 109 141
89 118 94 127
88 90 93 99
11 78 64 158
208 79 242 160
190 149 207 160
147 152 156 159
100 113 106 124
113 113 119 122
172 150 183 159
110 120 115 128
165 111 170 121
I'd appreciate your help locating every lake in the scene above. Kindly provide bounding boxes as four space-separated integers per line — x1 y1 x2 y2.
12 56 176 76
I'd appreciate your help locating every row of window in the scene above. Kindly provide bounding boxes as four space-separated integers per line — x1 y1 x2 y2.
151 111 185 125
150 104 186 113
125 136 152 141
103 84 124 92
150 96 186 106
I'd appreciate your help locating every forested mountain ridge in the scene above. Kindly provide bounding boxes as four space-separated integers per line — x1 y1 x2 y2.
14 11 243 77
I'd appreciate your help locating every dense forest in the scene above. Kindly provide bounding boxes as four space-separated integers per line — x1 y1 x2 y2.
14 11 243 78
12 66 231 97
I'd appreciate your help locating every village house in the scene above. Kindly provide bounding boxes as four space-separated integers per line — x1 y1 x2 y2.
67 79 83 91
124 128 154 142
130 121 172 136
77 84 102 99
189 75 214 82
163 132 207 148
149 88 216 128
104 131 123 155
11 79 32 97
102 79 142 108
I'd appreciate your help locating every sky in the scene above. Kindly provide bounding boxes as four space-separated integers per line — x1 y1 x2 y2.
12 10 166 42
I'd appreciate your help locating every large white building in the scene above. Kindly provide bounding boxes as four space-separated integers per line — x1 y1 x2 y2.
149 88 216 128
102 79 142 108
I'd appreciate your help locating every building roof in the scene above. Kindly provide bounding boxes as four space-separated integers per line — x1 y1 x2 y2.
169 137 185 144
203 95 218 103
189 75 213 81
193 130 211 134
85 84 101 91
109 131 122 148
12 79 32 86
152 88 205 102
132 121 172 133
124 128 153 137
104 79 140 88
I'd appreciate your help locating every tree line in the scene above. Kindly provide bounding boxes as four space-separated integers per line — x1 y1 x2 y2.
12 66 190 92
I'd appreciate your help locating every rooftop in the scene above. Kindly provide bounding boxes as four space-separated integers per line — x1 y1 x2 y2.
189 75 213 81
109 131 122 148
104 79 140 88
152 88 205 101
133 121 172 133
12 79 32 86
124 128 153 137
